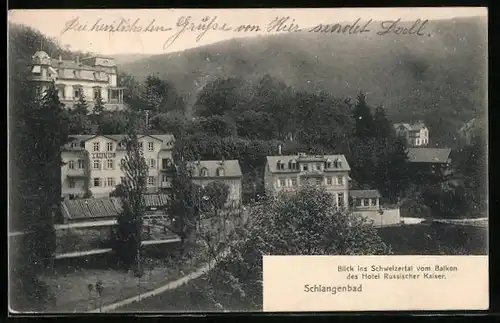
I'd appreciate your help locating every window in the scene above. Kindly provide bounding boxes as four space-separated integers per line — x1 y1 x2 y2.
364 199 370 206
217 168 225 176
201 168 208 177
107 159 114 169
93 87 101 99
57 85 65 99
93 160 101 170
276 161 284 170
106 177 115 187
93 142 100 152
162 158 171 169
356 199 362 207
337 175 344 185
326 177 333 185
120 158 126 168
73 86 82 99
315 178 322 185
78 159 85 169
69 179 75 188
148 176 156 186
326 161 332 168
338 193 345 206
279 178 286 187
149 159 156 168
291 178 297 187
106 142 113 151
316 163 321 171
138 142 143 150
148 142 154 151
120 176 126 183
162 175 169 182
68 160 75 169
303 164 309 171
93 177 102 187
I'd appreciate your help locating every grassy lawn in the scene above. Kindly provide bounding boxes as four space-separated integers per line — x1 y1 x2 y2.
114 263 255 313
31 215 244 313
39 241 208 313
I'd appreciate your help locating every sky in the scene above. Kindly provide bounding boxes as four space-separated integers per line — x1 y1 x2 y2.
8 8 487 56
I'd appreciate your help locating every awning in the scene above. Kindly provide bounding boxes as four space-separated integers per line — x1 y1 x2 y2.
32 65 41 73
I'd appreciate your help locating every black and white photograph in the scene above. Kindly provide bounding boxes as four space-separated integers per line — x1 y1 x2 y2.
8 8 488 313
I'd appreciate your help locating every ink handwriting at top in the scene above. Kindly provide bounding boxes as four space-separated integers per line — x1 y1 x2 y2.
60 17 172 35
163 16 232 50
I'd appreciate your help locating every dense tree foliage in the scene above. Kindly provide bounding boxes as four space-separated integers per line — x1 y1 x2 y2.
112 120 149 270
204 185 390 309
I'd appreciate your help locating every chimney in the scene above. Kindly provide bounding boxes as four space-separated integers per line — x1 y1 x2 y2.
278 144 282 155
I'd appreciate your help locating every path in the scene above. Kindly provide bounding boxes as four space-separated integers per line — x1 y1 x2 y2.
87 247 231 313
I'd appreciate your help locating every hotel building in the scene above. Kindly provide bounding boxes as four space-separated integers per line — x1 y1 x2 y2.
264 152 351 207
61 134 175 199
187 160 243 208
28 51 126 112
393 121 429 147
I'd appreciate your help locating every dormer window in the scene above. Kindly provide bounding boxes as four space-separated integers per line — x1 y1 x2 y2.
200 168 209 177
70 142 77 148
333 159 339 168
326 159 332 169
32 65 41 74
276 160 285 170
216 167 225 176
288 159 298 170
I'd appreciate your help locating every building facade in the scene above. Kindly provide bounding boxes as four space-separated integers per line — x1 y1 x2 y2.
394 121 429 147
61 134 175 199
264 153 351 207
28 51 126 112
188 160 243 208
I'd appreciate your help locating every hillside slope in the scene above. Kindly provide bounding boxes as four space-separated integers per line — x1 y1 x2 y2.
120 17 487 125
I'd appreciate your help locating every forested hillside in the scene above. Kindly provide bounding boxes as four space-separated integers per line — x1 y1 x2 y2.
120 17 487 141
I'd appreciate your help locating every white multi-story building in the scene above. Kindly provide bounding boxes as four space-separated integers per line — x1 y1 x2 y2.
264 152 351 208
61 134 175 199
187 160 243 208
28 51 126 112
394 121 429 147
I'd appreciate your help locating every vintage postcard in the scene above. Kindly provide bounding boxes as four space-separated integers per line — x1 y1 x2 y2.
8 7 488 313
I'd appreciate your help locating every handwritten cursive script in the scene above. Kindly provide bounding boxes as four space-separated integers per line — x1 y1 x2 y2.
162 16 232 50
59 16 432 51
60 16 172 35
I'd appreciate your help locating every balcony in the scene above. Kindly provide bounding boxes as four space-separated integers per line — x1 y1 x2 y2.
66 169 86 179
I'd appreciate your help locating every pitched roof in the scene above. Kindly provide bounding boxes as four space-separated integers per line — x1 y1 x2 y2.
50 59 110 73
62 194 170 220
394 123 411 130
410 123 427 131
406 148 452 164
188 160 242 178
350 190 381 199
62 134 175 151
266 154 351 173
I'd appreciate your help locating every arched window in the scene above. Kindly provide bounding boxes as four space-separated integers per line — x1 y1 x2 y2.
288 159 297 170
216 167 225 177
200 168 209 177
